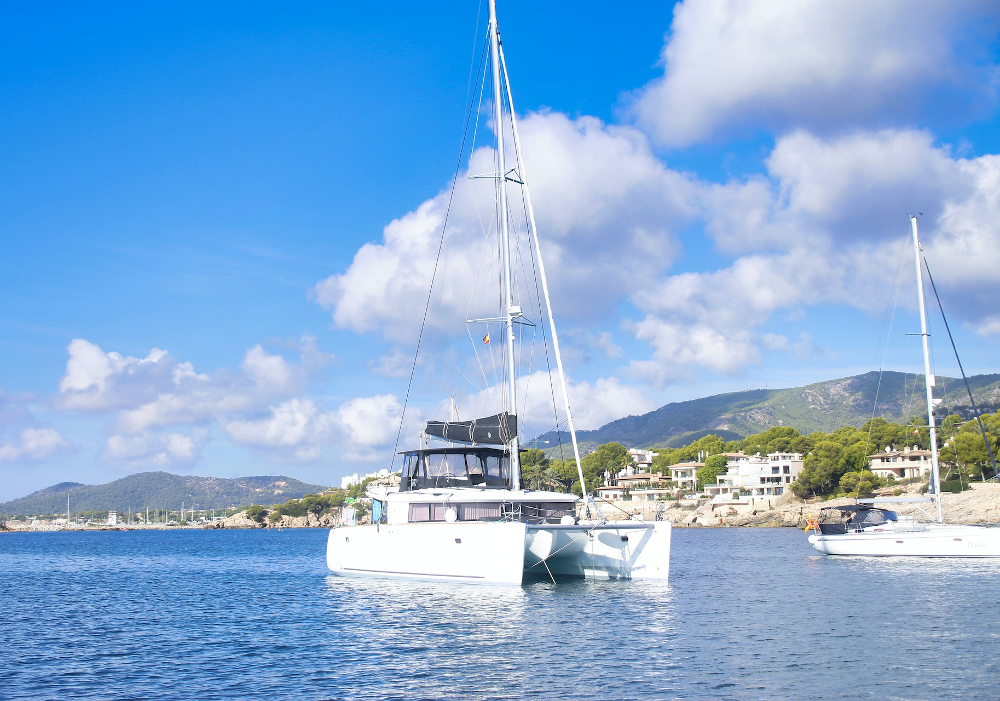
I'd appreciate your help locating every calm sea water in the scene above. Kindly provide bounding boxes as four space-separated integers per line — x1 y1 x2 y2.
2 527 997 701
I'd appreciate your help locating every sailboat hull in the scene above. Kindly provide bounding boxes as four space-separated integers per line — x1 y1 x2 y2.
809 524 1000 557
326 520 671 584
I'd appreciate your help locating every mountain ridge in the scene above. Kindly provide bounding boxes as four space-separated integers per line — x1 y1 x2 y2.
539 370 1000 453
0 472 327 516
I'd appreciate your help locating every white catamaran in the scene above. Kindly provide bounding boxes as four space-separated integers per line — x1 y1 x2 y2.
807 215 1000 557
325 0 671 584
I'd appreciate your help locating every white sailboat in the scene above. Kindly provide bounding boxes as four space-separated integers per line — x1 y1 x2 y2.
808 215 1000 557
325 0 671 584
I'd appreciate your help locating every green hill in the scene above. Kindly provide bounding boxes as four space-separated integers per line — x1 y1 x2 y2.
541 371 1000 452
0 472 327 516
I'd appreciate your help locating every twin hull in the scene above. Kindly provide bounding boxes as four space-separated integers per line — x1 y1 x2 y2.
326 520 671 584
809 525 1000 557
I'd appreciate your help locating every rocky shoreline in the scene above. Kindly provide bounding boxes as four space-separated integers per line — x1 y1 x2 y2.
5 483 998 532
203 482 1000 530
665 482 1000 528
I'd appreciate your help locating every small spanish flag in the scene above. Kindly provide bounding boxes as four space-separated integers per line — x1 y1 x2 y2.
483 333 490 345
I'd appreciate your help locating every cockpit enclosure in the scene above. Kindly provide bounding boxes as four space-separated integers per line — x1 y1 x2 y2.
399 447 511 491
817 506 899 535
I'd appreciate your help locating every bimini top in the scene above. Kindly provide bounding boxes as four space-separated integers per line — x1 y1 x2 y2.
398 446 512 492
817 505 899 534
820 505 894 513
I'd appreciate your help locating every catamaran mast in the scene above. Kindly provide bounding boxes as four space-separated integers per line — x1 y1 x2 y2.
489 0 521 489
910 215 943 523
497 43 590 505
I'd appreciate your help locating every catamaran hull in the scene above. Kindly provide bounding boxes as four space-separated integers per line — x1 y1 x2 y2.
809 525 1000 557
326 521 671 584
525 521 671 580
326 521 527 584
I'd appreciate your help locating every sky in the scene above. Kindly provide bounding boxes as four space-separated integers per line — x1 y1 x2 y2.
2 0 999 501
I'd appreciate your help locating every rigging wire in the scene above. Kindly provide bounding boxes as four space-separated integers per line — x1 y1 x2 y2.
388 24 489 471
922 257 999 480
863 230 910 460
519 169 565 464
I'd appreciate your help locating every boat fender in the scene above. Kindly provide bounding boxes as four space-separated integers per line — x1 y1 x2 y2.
444 508 458 523
560 514 576 526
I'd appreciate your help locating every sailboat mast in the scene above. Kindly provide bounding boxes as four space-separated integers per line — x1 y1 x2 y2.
910 215 943 523
489 0 521 489
497 43 590 504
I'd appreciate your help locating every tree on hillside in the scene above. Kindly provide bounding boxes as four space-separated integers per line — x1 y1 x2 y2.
791 440 865 497
838 470 884 498
519 448 551 490
651 434 727 469
739 426 802 456
859 417 908 454
696 454 729 487
554 442 634 496
245 505 266 523
548 459 578 493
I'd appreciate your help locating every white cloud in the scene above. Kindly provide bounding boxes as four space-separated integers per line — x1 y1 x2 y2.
369 348 413 379
627 128 1000 380
224 398 333 462
631 0 999 146
104 429 207 467
222 394 403 463
924 153 1000 332
58 340 176 411
564 377 654 431
313 111 696 344
337 394 403 449
53 336 361 466
561 329 624 365
429 370 652 441
0 427 72 463
976 317 1000 337
56 336 332 433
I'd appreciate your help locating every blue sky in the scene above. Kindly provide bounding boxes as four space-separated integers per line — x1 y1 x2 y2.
2 0 999 501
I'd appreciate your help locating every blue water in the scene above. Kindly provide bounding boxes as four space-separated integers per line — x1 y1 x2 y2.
2 528 997 700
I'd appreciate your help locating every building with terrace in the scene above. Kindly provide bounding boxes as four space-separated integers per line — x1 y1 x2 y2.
704 452 804 501
868 445 932 480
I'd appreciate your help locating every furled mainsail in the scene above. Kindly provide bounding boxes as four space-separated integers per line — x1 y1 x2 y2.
424 413 517 445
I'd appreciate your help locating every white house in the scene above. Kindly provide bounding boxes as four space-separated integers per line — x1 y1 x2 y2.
668 461 703 493
628 448 656 471
704 452 804 501
868 446 931 480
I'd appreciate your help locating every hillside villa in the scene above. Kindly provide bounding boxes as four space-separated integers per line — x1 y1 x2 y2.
668 462 702 492
868 445 932 480
594 447 808 509
704 452 804 501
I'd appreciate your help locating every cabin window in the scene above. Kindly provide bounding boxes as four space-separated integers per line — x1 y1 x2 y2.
459 503 502 521
518 502 574 523
482 454 509 486
424 453 471 486
399 450 511 491
407 503 449 522
401 453 424 492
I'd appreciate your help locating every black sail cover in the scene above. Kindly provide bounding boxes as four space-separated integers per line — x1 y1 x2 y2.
424 413 517 445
